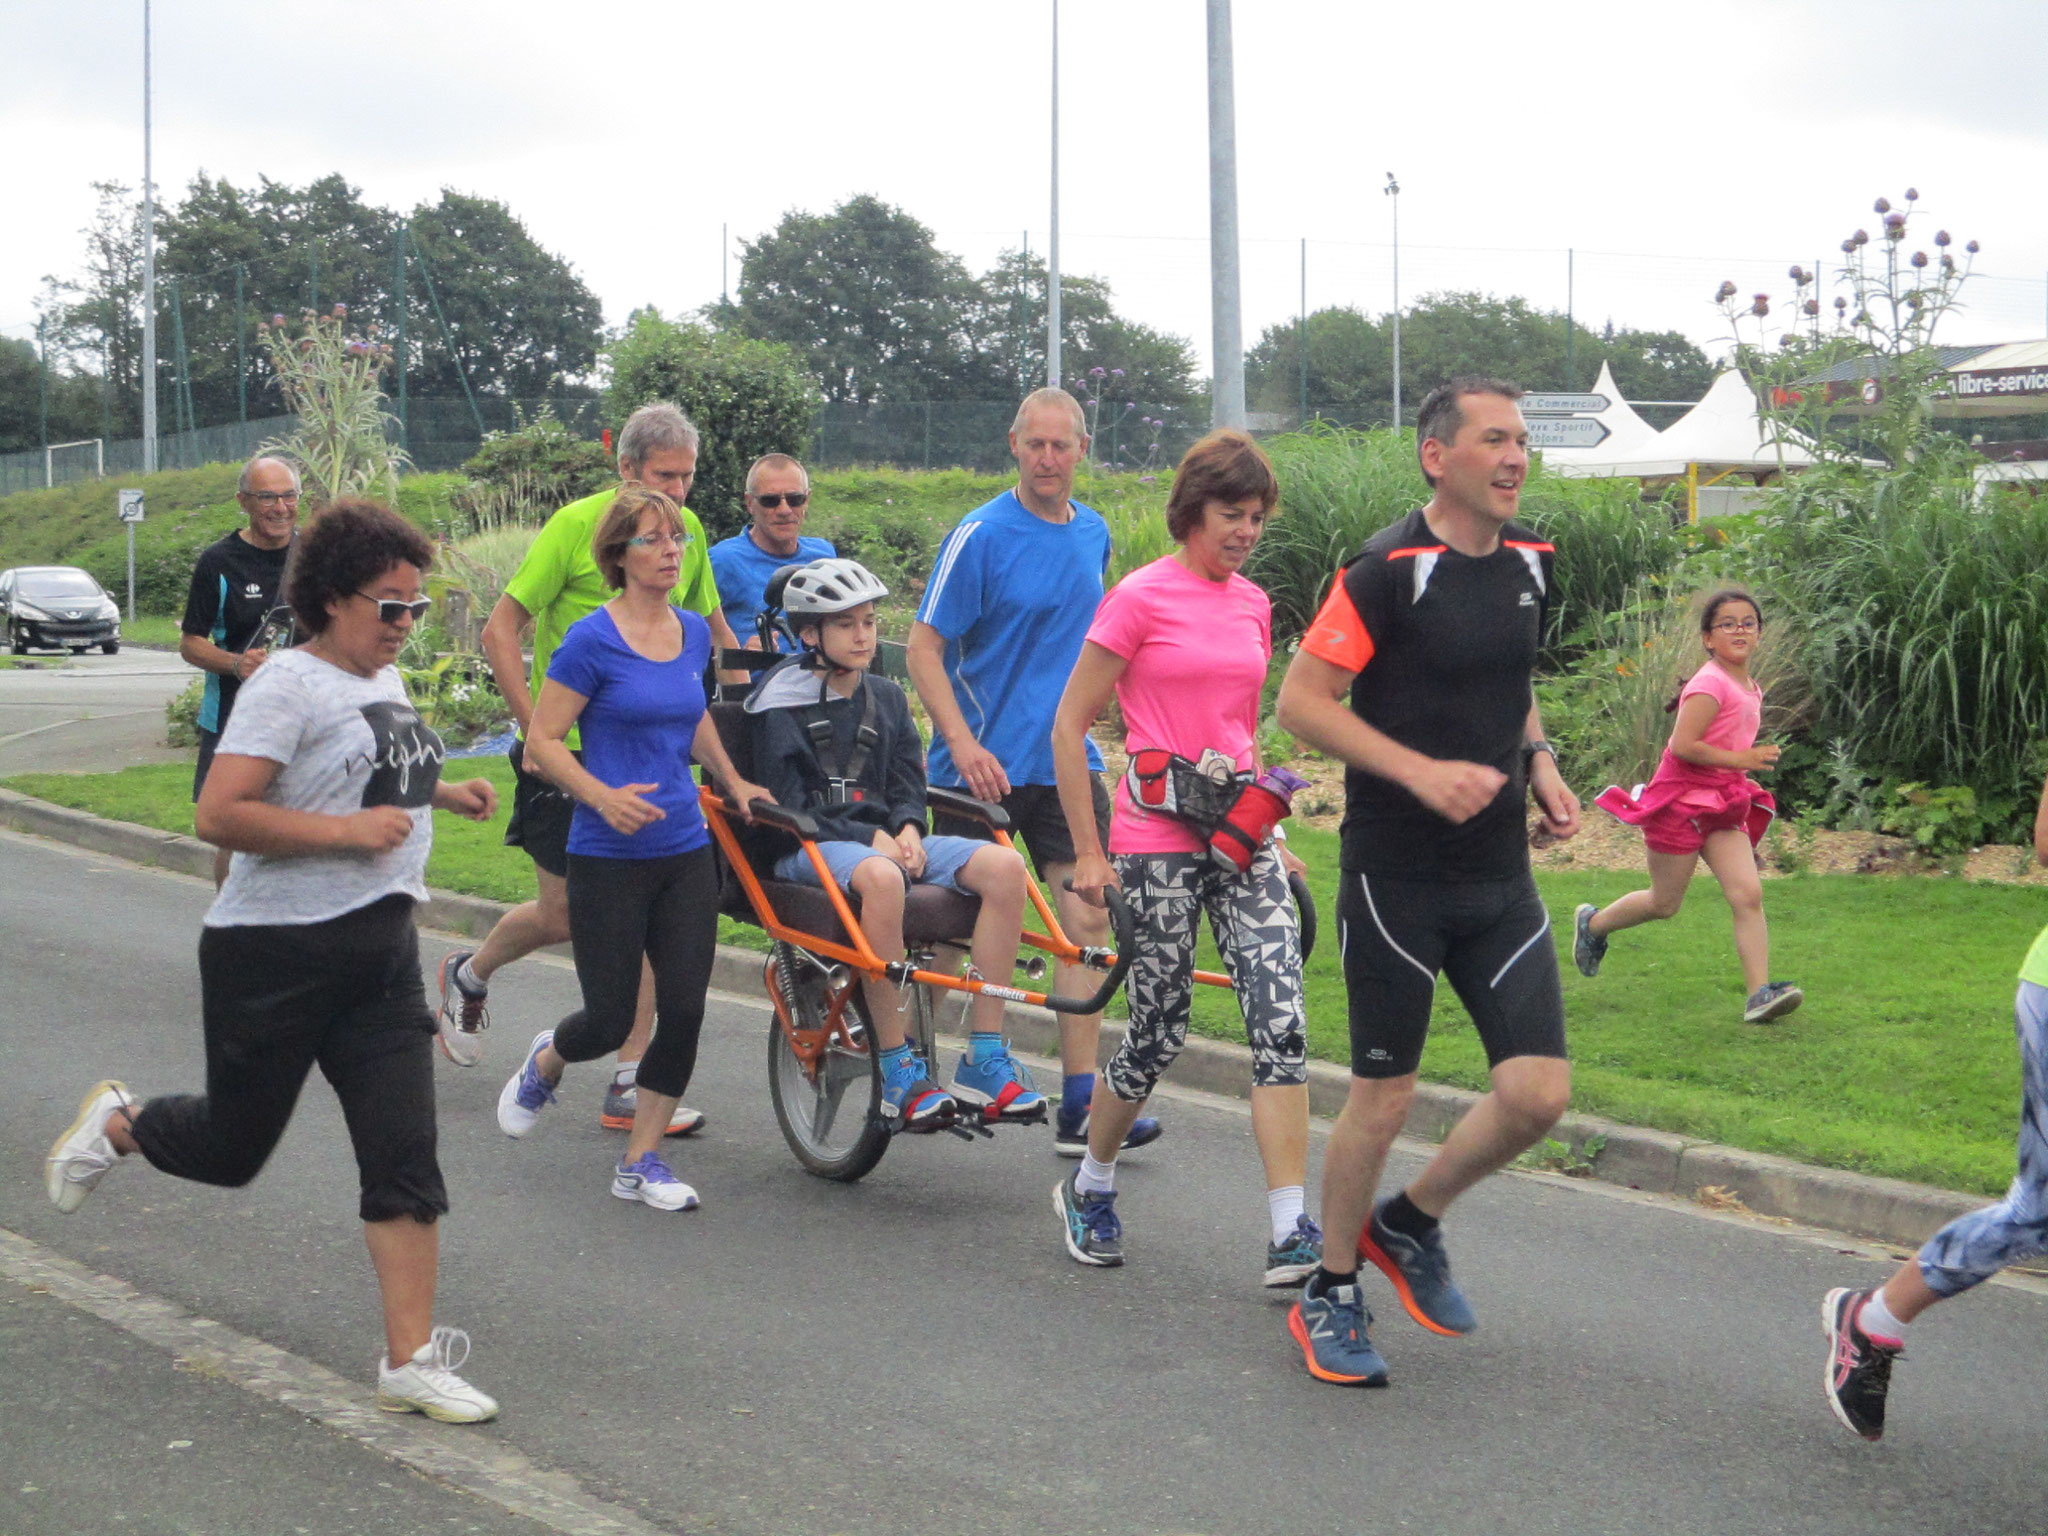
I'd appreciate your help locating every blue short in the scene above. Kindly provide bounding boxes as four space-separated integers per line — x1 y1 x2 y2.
774 834 985 895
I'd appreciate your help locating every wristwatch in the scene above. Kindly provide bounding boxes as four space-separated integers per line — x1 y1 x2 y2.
1522 739 1557 770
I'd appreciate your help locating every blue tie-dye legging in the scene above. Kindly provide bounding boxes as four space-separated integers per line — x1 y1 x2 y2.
1918 980 2048 1297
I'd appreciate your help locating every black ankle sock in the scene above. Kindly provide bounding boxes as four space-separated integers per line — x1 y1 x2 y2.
1308 1266 1355 1296
1380 1191 1439 1239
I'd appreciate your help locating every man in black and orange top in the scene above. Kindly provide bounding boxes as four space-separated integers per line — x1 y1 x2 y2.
1274 376 1583 1387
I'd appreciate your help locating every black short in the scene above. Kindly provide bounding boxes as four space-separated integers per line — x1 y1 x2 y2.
930 777 1110 871
503 737 577 880
1337 870 1566 1079
192 727 221 802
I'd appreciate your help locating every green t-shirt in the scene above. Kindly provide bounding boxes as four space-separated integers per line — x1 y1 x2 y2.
502 487 721 745
2020 925 2048 989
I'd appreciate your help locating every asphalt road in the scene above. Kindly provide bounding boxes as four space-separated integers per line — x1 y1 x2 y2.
0 647 193 777
2 826 2044 1536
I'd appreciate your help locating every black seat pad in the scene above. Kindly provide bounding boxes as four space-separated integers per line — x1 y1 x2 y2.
732 877 981 950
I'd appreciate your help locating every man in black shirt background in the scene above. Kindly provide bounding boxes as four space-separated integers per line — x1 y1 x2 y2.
1275 377 1582 1386
180 455 301 885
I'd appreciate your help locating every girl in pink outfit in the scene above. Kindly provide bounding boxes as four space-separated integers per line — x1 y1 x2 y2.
1576 589 1803 1024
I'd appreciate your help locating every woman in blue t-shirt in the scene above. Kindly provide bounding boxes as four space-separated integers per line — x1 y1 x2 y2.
496 486 771 1211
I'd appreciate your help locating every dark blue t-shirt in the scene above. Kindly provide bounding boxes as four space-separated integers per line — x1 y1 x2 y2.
546 605 711 859
708 530 838 651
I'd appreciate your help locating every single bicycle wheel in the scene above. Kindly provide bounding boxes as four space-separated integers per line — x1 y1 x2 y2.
765 942 890 1182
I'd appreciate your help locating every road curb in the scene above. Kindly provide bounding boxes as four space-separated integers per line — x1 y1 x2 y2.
0 785 1985 1254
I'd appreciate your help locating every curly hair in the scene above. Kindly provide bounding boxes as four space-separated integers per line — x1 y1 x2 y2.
285 500 434 635
1164 429 1280 541
593 484 686 590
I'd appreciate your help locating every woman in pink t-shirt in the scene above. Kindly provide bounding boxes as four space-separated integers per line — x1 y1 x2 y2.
1049 430 1319 1282
1578 589 1803 1024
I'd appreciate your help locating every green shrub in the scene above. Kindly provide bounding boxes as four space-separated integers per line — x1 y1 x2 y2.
604 312 820 540
1880 782 1984 861
458 410 612 529
165 677 202 748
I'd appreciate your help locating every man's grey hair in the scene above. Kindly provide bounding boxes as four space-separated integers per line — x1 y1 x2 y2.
237 455 301 495
616 402 701 469
1010 387 1087 440
744 452 810 495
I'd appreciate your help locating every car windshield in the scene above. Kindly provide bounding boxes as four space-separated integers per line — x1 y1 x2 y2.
20 572 103 600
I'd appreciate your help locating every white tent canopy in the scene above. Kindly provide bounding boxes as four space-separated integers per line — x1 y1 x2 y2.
1548 369 1820 480
1532 360 1662 466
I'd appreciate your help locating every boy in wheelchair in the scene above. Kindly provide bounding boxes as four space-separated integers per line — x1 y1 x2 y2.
743 558 1047 1131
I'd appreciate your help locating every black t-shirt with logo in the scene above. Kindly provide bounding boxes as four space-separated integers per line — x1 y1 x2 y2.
1298 507 1554 880
181 531 292 734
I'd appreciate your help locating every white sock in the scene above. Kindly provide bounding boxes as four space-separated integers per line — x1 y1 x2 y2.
456 957 486 994
1267 1184 1306 1244
1859 1289 1907 1342
612 1064 639 1088
1076 1153 1118 1195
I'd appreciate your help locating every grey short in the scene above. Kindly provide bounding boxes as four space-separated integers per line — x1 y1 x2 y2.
931 776 1111 871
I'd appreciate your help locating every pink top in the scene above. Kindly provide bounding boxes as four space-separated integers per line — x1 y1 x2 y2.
1088 555 1272 854
1681 657 1762 755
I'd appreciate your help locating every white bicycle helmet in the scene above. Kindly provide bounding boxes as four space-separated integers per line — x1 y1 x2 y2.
779 558 890 617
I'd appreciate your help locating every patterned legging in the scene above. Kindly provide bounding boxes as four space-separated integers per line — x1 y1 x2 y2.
1917 979 2048 1297
1102 846 1307 1102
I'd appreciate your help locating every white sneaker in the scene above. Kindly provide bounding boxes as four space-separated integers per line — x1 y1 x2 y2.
496 1030 558 1137
435 950 489 1068
612 1151 700 1211
377 1326 499 1423
46 1080 132 1214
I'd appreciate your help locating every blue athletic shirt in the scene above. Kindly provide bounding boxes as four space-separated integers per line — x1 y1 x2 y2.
708 530 838 651
545 605 712 860
916 489 1109 788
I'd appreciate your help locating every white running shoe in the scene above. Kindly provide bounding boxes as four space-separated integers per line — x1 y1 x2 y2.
46 1080 132 1214
496 1030 558 1137
611 1151 701 1211
377 1326 499 1424
435 949 489 1067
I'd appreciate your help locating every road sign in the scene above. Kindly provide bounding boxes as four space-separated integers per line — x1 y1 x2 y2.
1520 393 1609 416
1527 417 1611 449
117 490 145 523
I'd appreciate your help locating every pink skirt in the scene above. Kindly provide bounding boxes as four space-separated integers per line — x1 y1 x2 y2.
1595 751 1776 857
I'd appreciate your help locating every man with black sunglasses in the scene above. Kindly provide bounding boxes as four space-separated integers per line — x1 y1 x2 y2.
708 453 836 652
181 454 302 886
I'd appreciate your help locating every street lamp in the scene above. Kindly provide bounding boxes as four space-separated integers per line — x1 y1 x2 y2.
1047 0 1061 387
142 0 157 473
1385 172 1400 430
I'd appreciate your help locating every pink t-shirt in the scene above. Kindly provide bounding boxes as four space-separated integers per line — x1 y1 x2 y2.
1087 555 1272 854
1677 658 1762 753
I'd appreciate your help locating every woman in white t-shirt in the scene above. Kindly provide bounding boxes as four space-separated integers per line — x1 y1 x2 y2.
1049 430 1318 1281
43 501 505 1424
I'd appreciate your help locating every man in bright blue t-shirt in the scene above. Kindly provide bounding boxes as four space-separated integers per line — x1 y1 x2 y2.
907 386 1162 1156
708 453 836 651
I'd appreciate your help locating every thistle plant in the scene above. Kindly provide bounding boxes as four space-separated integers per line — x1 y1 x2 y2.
257 304 411 508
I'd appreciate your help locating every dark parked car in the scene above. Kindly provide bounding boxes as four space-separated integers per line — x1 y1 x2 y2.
1 566 121 655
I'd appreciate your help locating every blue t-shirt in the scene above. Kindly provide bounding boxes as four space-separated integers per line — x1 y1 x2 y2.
709 530 838 651
915 489 1110 788
545 605 712 859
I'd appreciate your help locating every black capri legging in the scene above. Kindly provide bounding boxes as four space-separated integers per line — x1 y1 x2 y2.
127 893 446 1225
556 845 720 1099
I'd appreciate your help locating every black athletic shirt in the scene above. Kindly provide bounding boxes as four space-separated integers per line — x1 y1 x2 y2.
181 531 292 735
1299 507 1554 880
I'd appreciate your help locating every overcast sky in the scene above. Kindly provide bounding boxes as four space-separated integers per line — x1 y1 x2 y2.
5 0 2046 387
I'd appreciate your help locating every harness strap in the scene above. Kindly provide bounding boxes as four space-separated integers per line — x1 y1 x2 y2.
800 678 880 804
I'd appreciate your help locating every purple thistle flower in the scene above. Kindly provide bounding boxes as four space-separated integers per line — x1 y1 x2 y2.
1716 280 1737 301
1852 229 1870 246
1884 212 1907 238
1967 239 1981 253
1934 229 1951 246
1904 187 1919 201
1911 251 1929 268
1751 294 1770 317
1874 196 1891 214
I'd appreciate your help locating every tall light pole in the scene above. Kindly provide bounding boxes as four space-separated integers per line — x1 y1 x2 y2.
1047 0 1061 388
1385 172 1401 430
1206 0 1245 429
141 0 157 472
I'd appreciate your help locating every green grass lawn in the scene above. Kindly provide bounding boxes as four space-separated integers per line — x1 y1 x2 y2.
5 762 2037 1197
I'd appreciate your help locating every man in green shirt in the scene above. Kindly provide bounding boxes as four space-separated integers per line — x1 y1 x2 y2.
438 402 741 1138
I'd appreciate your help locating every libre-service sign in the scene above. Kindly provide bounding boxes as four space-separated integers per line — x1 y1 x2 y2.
1950 365 2048 402
117 490 145 523
1526 416 1610 449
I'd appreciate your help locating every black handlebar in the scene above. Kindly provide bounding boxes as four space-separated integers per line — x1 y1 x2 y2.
729 795 819 840
1042 881 1137 1015
925 785 1013 832
1289 871 1318 962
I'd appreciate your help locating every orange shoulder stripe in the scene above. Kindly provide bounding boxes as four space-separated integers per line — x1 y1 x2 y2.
1299 574 1374 674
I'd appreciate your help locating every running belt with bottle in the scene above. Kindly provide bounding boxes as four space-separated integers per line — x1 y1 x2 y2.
1123 748 1308 874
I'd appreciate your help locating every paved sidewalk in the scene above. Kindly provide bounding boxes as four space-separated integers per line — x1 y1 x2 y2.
0 784 1986 1254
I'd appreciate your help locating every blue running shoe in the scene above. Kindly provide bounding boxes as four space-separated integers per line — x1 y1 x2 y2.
1362 1200 1476 1336
881 1051 956 1131
950 1039 1047 1122
496 1030 558 1138
1289 1281 1389 1386
611 1151 700 1211
1264 1214 1325 1289
1053 1111 1163 1158
1054 1169 1124 1267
